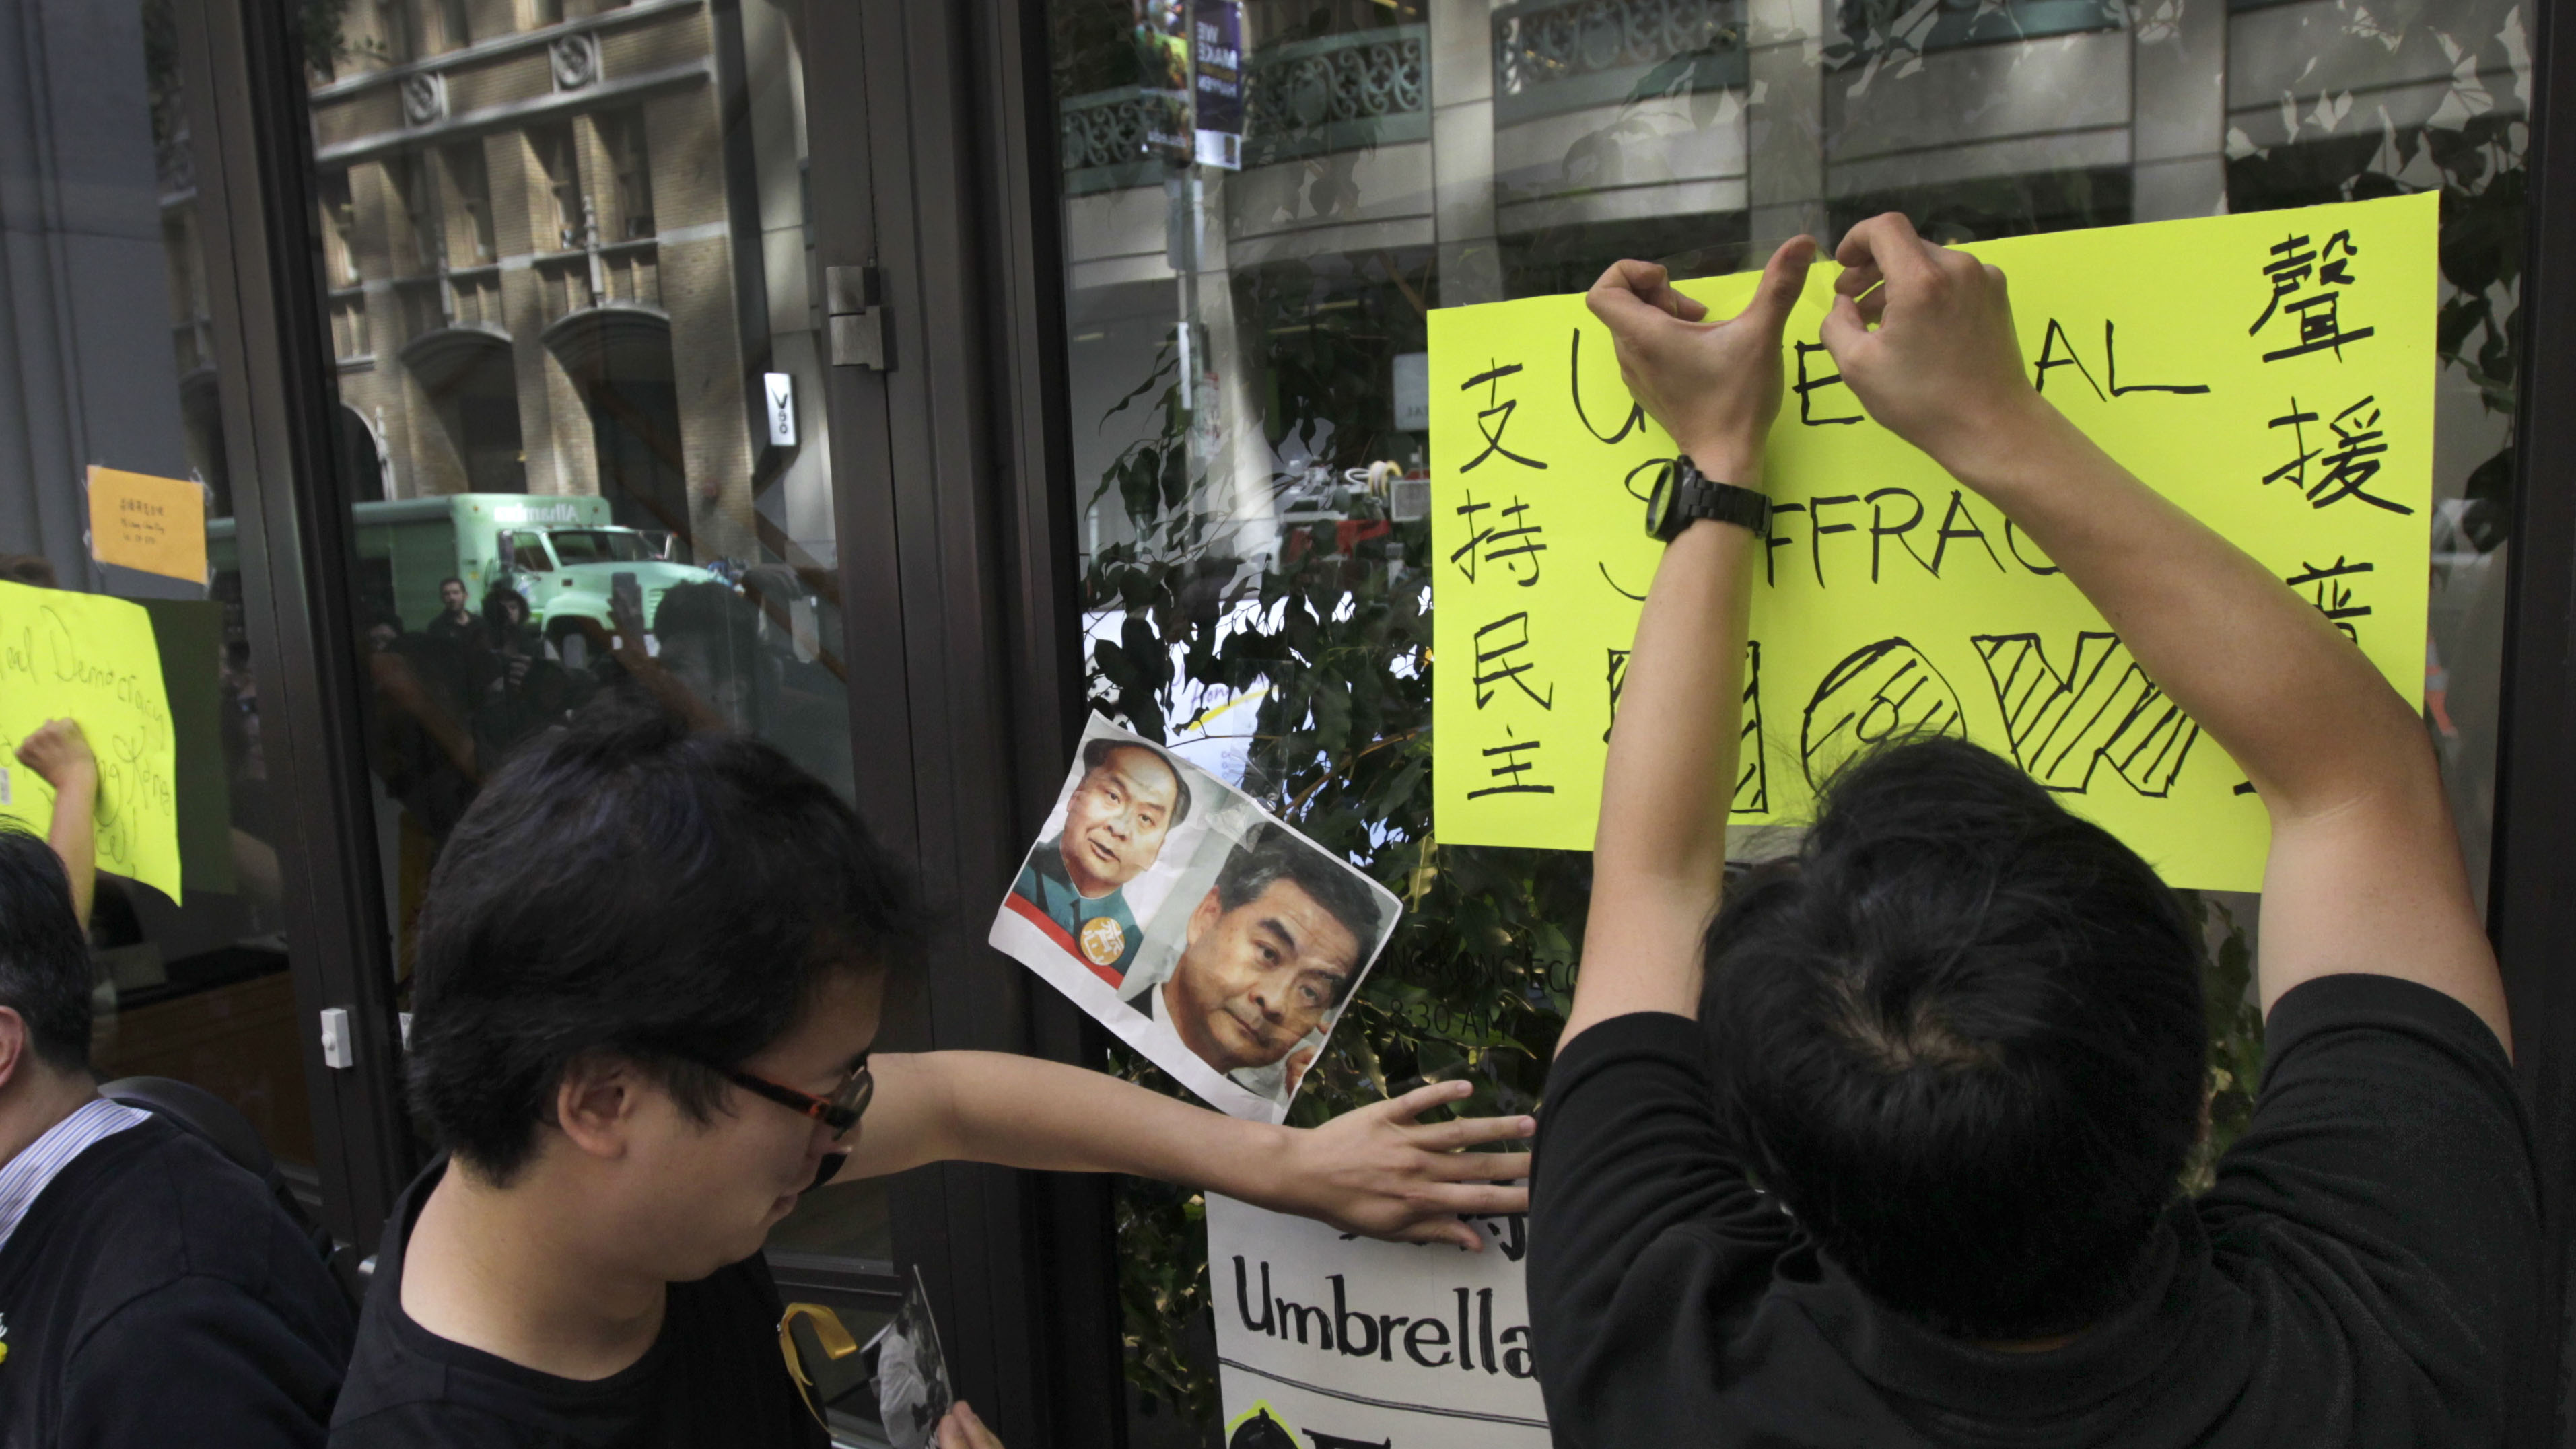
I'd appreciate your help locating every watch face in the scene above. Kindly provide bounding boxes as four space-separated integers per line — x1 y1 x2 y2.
1646 467 1674 536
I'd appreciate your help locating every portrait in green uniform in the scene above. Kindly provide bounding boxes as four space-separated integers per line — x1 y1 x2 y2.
1004 737 1191 983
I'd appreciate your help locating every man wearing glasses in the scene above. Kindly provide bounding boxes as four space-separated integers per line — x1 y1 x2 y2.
328 710 1530 1448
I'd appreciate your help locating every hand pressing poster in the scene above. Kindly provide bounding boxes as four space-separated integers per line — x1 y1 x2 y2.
990 713 1401 1121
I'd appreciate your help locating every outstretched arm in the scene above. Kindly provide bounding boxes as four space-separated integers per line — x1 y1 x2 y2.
1560 238 1816 1051
831 1053 1533 1251
16 719 97 929
1820 213 2505 1050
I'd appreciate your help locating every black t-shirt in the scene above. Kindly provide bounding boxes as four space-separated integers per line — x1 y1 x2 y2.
1527 973 2542 1447
328 1159 827 1448
0 1114 355 1448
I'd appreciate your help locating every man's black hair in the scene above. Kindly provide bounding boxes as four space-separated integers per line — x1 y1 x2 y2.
481 584 528 629
407 708 929 1182
0 823 91 1073
1080 737 1192 828
440 576 465 593
1210 824 1381 1007
1701 735 2204 1341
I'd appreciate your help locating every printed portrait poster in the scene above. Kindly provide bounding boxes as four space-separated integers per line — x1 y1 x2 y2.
989 713 1402 1121
1208 1194 1548 1449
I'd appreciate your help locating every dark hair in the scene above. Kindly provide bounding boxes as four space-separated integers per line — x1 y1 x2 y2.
1210 824 1381 1006
0 824 91 1072
440 576 465 593
1702 736 2204 1341
1080 737 1192 828
407 709 929 1182
481 585 529 629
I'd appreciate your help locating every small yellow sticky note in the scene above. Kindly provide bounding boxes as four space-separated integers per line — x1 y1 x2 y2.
86 466 207 585
1431 192 2439 892
0 580 182 902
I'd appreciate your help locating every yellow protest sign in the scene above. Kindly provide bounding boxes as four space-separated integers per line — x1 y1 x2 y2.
0 580 182 901
87 466 207 584
1431 192 2437 891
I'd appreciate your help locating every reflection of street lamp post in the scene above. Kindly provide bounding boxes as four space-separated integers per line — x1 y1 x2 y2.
579 196 604 306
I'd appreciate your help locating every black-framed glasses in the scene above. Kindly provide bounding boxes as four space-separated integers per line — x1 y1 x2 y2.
699 1053 874 1139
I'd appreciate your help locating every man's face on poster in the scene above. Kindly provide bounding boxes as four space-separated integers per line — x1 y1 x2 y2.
1165 878 1360 1075
1058 745 1180 897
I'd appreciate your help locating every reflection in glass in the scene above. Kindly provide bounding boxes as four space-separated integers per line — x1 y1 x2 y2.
1045 0 2530 1430
298 0 882 1259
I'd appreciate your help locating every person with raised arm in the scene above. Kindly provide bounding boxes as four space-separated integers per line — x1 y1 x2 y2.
1526 219 2538 1446
328 707 1531 1449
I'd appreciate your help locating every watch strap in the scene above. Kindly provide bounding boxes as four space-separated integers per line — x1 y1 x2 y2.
1666 458 1770 539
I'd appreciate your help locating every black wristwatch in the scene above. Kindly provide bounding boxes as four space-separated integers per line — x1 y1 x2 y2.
1646 457 1770 542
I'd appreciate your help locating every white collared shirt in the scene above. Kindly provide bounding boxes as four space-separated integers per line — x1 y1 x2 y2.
0 1097 149 1254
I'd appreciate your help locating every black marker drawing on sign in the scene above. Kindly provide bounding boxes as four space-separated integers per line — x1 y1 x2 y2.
1570 328 1644 443
2252 230 2375 361
1624 456 1671 503
1799 638 1964 789
1736 641 1768 813
1305 1432 1394 1449
1972 631 2199 796
1461 361 1548 472
2104 320 2212 396
2033 318 2105 400
1467 726 1554 798
1472 612 1553 709
1597 561 1648 602
1763 501 1806 587
2004 518 2061 575
1604 648 1629 743
2285 555 2374 642
1865 487 1934 581
1808 495 1860 588
1794 341 1864 425
1450 493 1491 584
1930 491 2007 576
2263 395 2410 514
2234 781 2258 796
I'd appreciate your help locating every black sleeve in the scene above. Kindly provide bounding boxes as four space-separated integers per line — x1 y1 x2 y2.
59 1275 347 1449
1527 1014 1792 1409
2200 973 2543 1418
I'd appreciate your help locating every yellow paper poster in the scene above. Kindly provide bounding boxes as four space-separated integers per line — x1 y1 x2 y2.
0 580 182 901
1430 192 2437 892
86 466 207 584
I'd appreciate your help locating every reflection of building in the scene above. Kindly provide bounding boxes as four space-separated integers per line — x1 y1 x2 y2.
291 0 828 567
1059 0 2527 575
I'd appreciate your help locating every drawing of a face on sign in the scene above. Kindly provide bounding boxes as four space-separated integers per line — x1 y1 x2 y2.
989 714 1401 1121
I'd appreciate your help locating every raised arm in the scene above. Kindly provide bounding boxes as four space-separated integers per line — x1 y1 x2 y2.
1820 213 2505 1049
16 718 97 929
831 1053 1533 1250
1560 238 1815 1049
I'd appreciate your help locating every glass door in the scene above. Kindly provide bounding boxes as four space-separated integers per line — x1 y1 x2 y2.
285 1 907 1418
1034 0 2532 1440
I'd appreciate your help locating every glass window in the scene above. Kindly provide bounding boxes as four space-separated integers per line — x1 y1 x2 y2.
0 0 319 1188
1041 0 2528 1430
298 0 884 1266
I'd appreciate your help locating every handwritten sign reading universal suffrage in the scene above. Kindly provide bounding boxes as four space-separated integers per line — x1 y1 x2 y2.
1429 192 2436 892
0 580 182 901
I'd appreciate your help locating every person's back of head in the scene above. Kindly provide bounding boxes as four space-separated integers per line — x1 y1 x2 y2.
1702 736 2204 1341
0 823 90 1079
408 706 927 1190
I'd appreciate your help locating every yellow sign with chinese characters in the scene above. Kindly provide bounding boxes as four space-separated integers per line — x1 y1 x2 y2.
1430 192 2437 891
86 466 207 584
0 580 182 901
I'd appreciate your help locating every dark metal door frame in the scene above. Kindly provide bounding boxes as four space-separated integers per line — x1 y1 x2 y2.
177 0 418 1252
2487 0 2576 1441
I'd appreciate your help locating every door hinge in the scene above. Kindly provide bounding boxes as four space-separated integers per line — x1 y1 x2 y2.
826 264 891 371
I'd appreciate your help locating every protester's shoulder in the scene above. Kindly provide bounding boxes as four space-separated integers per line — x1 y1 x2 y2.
2252 971 2526 1135
57 1117 335 1297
